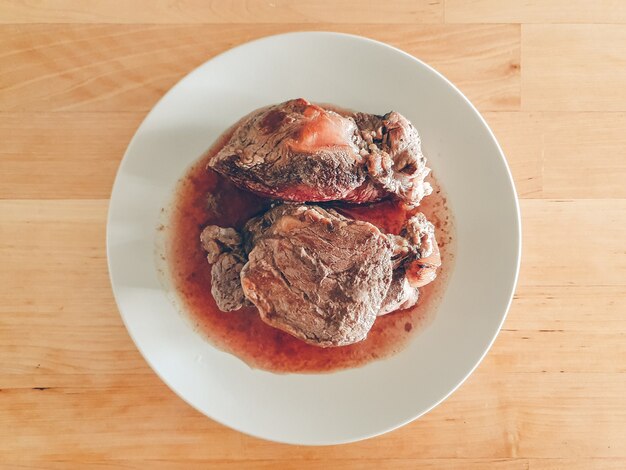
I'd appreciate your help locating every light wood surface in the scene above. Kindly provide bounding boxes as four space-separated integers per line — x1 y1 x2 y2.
1 1 625 468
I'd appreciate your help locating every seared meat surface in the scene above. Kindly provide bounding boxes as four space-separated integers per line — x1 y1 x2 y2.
208 99 431 206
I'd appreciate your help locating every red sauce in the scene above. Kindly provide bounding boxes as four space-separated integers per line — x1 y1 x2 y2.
165 113 455 374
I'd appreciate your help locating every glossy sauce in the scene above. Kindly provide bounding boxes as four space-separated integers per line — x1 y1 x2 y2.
165 110 455 374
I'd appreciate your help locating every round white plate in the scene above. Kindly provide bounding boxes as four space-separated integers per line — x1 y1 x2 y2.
107 32 521 445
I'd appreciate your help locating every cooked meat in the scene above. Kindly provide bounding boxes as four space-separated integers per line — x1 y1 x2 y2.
352 111 432 205
399 212 441 288
379 212 441 315
240 205 393 347
199 226 249 311
210 254 249 312
208 99 431 206
379 268 420 316
200 226 242 264
199 204 440 346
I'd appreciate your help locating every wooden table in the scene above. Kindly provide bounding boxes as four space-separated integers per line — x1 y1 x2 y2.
1 1 625 468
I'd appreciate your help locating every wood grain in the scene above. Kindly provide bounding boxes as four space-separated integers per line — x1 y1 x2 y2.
506 286 625 333
445 0 626 24
483 112 543 198
522 24 626 111
0 2 625 469
0 112 141 199
1 371 624 461
0 23 519 113
8 460 626 470
520 199 626 286
2 200 624 465
2 369 624 462
484 111 626 199
0 0 443 24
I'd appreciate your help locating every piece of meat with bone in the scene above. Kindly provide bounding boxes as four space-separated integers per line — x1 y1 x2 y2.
208 99 431 206
199 204 440 347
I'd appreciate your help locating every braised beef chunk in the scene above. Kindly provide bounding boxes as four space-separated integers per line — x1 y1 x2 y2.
199 204 440 346
379 212 440 315
240 205 393 347
197 98 441 346
379 267 420 316
399 212 441 288
208 99 431 206
352 111 432 205
199 226 249 311
200 226 242 263
210 254 249 312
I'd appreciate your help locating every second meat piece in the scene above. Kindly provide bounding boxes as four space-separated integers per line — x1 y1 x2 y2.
201 204 440 347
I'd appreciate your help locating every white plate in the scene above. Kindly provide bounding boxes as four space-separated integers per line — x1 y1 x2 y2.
107 32 521 445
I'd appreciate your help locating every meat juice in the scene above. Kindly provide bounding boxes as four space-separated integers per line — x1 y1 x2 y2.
164 115 455 374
